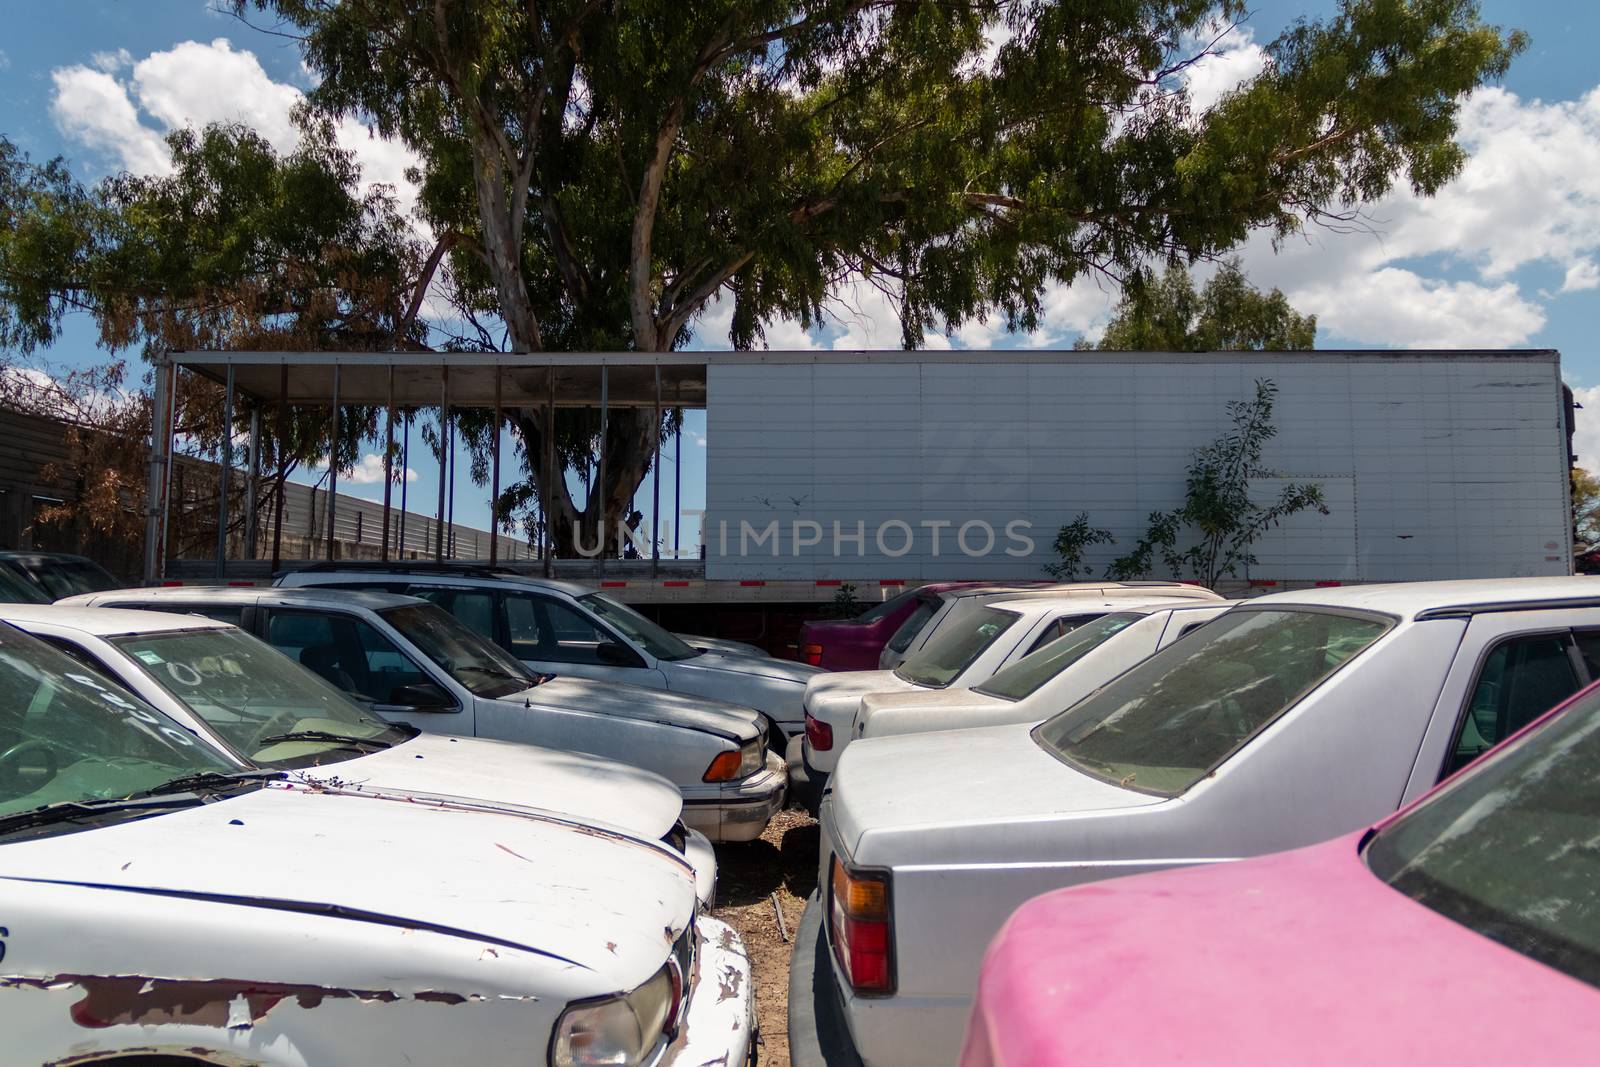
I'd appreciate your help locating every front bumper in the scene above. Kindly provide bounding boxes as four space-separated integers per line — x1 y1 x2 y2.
788 892 865 1067
664 915 758 1066
786 733 829 816
681 752 787 842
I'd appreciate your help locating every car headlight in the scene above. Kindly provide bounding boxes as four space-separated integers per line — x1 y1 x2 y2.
702 738 764 782
551 962 679 1067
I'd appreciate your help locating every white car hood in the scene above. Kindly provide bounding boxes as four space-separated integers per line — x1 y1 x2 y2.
829 724 1164 859
0 784 694 985
677 649 823 686
520 676 762 740
681 635 769 657
805 669 896 714
300 733 684 841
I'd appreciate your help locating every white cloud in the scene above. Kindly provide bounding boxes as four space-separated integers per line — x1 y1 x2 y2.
49 66 173 176
1182 23 1267 113
1561 258 1600 294
0 51 10 71
49 39 422 220
1291 268 1544 348
90 48 132 73
345 452 417 485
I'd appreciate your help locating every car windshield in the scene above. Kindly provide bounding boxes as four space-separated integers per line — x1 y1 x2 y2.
380 603 534 697
1365 685 1600 990
0 622 238 820
578 592 699 661
17 557 119 598
895 606 1020 688
0 564 50 604
885 597 940 654
1033 608 1392 796
974 613 1142 701
109 627 411 768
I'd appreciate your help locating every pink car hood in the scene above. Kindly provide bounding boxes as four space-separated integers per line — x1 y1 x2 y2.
963 831 1600 1067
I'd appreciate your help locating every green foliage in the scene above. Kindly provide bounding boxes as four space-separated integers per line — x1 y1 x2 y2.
1574 467 1600 556
1107 379 1328 587
1081 258 1316 352
821 582 864 619
4 0 1526 552
0 123 423 358
1045 512 1116 580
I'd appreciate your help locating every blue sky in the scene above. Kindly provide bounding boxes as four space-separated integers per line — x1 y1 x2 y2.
3 1 1598 545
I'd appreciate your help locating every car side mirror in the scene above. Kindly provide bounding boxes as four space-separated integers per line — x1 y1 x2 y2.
596 640 638 667
383 682 454 711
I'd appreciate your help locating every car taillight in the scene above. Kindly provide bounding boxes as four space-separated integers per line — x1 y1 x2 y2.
803 643 824 666
829 857 893 994
806 712 833 752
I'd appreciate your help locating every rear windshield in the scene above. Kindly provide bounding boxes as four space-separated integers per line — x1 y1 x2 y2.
895 606 1018 688
856 588 919 625
885 597 940 654
1033 608 1391 796
1365 685 1600 989
975 613 1141 701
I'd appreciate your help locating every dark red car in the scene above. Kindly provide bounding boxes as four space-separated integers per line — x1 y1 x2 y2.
797 582 988 671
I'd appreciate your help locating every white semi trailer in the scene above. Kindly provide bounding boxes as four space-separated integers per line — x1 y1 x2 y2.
704 348 1574 587
159 348 1574 648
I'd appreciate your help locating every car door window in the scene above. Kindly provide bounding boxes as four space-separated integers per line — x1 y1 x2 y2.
265 609 433 705
885 597 940 654
407 586 496 642
166 604 245 626
1448 632 1584 776
1023 614 1101 656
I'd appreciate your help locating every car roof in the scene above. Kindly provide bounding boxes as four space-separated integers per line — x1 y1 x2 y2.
985 594 1214 616
282 564 591 598
68 586 424 611
0 603 234 637
1249 576 1600 620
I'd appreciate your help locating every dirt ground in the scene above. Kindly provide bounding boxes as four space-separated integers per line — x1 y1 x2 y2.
711 807 821 1067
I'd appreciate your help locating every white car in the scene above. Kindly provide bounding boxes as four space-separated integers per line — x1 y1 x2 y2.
795 591 1223 808
875 580 1219 670
0 620 755 1067
0 603 719 905
792 577 1600 1067
63 587 786 842
276 565 823 740
853 600 1234 741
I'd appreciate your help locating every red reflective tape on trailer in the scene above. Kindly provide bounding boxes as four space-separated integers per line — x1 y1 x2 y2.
1249 580 1279 588
1315 580 1343 587
662 580 690 587
161 581 184 587
879 579 905 587
740 580 767 587
816 580 843 587
600 580 627 588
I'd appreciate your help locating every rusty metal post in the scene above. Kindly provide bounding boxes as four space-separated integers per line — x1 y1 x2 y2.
244 402 261 560
435 366 448 561
598 363 608 578
489 366 502 566
271 365 287 572
325 364 340 560
143 354 176 584
214 363 235 581
543 369 555 578
381 365 395 561
652 364 661 576
399 410 410 557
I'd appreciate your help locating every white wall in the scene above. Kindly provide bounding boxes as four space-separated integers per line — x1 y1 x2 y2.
704 352 1570 582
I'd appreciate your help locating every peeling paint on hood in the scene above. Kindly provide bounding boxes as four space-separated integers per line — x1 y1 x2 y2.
0 784 695 986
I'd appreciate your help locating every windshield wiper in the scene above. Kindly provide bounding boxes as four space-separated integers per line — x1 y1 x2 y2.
129 769 285 798
257 730 392 752
0 794 206 836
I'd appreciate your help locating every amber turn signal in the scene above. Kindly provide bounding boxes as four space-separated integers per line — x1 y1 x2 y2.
702 749 743 782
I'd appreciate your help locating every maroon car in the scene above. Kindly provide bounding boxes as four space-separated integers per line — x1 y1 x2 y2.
798 582 988 671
